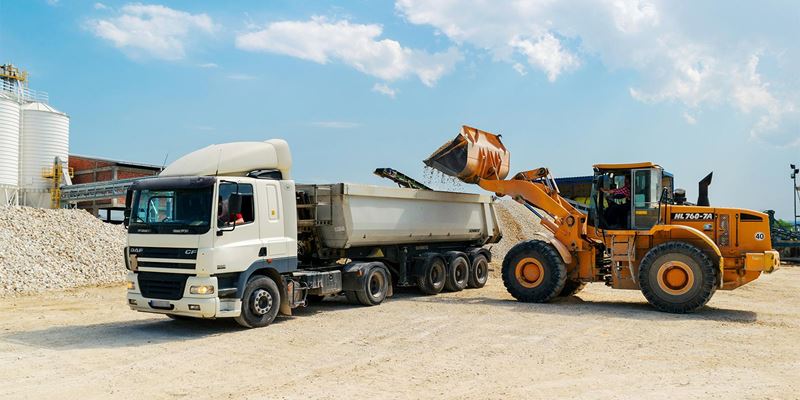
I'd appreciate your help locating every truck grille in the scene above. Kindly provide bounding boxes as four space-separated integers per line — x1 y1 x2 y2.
137 272 190 300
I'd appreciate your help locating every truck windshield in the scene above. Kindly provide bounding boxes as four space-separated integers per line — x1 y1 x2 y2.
129 188 213 234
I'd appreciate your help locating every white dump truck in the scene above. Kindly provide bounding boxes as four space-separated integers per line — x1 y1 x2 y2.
124 140 501 328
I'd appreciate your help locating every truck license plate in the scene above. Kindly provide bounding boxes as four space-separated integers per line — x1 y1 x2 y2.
149 300 172 309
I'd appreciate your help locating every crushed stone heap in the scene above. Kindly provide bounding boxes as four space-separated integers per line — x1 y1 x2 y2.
0 206 127 297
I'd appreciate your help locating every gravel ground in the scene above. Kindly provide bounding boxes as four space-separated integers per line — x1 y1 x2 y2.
0 206 127 297
0 265 796 399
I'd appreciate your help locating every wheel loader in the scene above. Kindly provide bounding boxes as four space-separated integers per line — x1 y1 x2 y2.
425 126 781 313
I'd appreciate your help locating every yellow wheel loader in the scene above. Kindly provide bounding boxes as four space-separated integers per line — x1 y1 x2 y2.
426 126 780 313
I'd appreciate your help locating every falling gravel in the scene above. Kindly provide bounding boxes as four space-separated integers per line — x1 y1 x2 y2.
0 206 127 297
489 199 548 274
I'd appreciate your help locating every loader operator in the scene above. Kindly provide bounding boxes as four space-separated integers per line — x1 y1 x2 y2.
601 174 631 228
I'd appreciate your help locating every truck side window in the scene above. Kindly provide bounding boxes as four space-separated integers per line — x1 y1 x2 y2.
218 183 255 226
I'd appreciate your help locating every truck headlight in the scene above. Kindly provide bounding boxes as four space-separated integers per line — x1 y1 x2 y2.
190 285 215 295
126 281 136 290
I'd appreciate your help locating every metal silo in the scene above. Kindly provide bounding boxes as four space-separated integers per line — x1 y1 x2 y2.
19 102 69 208
0 92 20 205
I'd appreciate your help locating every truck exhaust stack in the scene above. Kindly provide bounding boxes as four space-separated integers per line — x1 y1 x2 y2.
424 125 510 183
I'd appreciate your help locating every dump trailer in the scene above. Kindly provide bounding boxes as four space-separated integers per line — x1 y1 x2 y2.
426 125 780 313
124 140 500 328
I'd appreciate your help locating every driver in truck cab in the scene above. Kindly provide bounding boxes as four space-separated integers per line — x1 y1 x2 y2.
217 198 245 226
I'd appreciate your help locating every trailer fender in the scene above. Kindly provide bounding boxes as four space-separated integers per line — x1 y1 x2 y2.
467 247 492 263
648 224 724 286
412 253 446 277
342 262 393 296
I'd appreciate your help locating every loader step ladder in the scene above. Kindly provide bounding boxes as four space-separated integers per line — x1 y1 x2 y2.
610 235 637 284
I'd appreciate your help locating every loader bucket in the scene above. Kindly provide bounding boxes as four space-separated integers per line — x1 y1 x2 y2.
424 125 510 183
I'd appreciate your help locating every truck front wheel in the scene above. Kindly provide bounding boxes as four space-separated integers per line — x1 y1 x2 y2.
235 276 281 328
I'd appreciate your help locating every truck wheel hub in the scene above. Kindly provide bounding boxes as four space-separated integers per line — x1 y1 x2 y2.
657 261 694 295
368 273 385 297
516 257 544 288
252 289 273 315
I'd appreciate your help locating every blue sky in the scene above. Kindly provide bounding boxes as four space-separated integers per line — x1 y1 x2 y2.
2 0 799 219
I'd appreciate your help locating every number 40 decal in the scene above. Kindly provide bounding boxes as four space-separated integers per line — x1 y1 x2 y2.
755 232 765 241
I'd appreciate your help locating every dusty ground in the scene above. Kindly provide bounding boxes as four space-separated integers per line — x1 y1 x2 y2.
1 266 798 400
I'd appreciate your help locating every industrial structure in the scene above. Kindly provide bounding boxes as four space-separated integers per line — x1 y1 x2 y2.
0 63 71 208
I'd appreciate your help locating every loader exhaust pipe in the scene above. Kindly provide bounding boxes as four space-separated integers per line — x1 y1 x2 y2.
424 125 510 183
697 172 712 207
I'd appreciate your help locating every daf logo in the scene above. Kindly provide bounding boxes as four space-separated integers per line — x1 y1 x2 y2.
129 247 144 253
185 249 198 255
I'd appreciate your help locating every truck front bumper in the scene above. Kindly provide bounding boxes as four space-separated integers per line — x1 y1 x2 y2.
745 250 780 273
127 274 242 318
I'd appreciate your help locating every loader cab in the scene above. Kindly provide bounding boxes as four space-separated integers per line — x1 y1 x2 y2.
591 163 664 231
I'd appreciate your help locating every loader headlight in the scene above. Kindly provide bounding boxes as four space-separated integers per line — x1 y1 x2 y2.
190 285 215 295
126 281 136 290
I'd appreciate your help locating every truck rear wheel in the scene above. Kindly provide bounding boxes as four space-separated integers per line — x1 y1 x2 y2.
235 276 281 328
444 254 469 292
468 254 489 288
356 266 389 306
502 240 566 303
638 241 717 313
417 256 446 295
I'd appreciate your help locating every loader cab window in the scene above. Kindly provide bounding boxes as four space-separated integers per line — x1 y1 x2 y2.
595 171 631 230
632 168 661 229
218 182 255 227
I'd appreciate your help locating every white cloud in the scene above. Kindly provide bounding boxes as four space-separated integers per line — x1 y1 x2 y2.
395 0 800 146
512 63 527 76
93 2 108 10
310 121 361 129
198 62 219 68
682 111 696 125
235 16 461 86
87 4 216 60
372 83 397 98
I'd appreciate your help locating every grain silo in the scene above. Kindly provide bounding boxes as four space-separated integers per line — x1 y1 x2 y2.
19 102 69 208
0 91 20 205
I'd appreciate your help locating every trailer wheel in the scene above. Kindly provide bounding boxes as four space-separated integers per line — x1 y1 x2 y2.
235 276 281 328
444 254 470 292
502 240 566 303
638 241 717 313
356 266 389 306
417 256 446 295
468 254 489 288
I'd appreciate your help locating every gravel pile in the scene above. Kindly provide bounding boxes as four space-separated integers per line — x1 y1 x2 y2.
488 200 547 274
0 206 127 297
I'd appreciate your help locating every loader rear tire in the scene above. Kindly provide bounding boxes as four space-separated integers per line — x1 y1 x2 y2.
557 279 586 297
467 254 489 288
502 240 567 303
638 241 717 313
444 254 470 292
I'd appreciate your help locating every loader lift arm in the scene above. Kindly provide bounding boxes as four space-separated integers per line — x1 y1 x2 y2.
477 167 599 262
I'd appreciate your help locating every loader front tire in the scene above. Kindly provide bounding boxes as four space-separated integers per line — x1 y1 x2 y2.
502 240 567 303
557 279 586 297
638 241 717 313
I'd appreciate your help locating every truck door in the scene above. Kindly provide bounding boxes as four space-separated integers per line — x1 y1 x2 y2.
214 182 261 269
258 181 288 258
